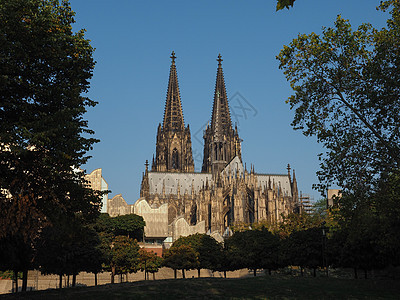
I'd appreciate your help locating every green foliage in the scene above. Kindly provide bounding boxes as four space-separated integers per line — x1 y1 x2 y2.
327 176 400 271
277 2 400 273
312 199 328 219
276 0 296 11
163 244 197 272
277 2 400 193
0 0 100 289
172 233 222 272
92 213 145 241
225 229 282 273
36 216 104 276
89 213 145 277
138 249 162 276
277 213 322 238
110 236 140 275
284 227 323 271
113 214 145 240
0 270 22 280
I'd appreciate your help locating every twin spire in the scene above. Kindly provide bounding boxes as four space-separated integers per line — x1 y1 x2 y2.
163 51 232 135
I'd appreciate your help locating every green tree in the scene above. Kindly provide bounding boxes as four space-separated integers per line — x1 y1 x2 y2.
35 216 104 288
277 1 400 193
373 172 400 267
92 213 145 241
0 0 100 292
113 214 146 241
163 245 197 279
213 244 235 278
328 188 397 278
225 229 282 276
138 249 162 280
277 213 322 238
173 234 222 277
108 236 140 284
311 199 328 219
285 227 324 277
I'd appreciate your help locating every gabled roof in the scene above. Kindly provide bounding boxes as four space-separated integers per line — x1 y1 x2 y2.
148 172 212 195
222 156 244 176
256 174 292 197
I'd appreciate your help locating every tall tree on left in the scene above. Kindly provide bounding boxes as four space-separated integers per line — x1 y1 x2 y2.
0 0 101 292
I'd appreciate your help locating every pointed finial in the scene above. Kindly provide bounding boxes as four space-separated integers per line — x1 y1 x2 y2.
217 53 223 66
145 159 149 171
171 51 176 64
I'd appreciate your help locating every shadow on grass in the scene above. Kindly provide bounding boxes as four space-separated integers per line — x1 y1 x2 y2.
1 275 399 299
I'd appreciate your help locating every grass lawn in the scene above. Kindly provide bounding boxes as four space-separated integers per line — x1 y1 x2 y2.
1 275 399 299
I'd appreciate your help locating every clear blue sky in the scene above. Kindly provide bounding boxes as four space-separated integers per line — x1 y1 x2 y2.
69 0 389 204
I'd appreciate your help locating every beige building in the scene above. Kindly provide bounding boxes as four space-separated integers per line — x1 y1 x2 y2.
85 168 108 213
327 189 342 207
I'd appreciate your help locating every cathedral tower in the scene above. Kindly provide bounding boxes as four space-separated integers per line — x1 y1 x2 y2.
152 52 194 172
202 54 242 176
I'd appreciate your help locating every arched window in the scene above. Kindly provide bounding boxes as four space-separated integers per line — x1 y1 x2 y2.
172 148 179 169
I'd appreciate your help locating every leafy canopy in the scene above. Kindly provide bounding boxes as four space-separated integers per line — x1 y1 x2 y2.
0 0 100 239
277 1 400 192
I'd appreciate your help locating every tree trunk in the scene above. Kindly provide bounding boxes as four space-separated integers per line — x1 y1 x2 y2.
253 269 257 277
59 273 63 289
126 272 129 282
72 273 76 287
111 266 115 284
21 269 28 292
182 269 185 279
174 269 177 279
120 273 123 283
313 268 316 277
268 269 272 275
198 268 201 278
354 268 358 279
14 270 18 293
153 272 155 280
94 273 98 286
144 261 147 280
300 267 304 277
224 271 226 278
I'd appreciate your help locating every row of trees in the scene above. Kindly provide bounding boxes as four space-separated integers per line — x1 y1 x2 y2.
162 204 398 280
0 211 149 290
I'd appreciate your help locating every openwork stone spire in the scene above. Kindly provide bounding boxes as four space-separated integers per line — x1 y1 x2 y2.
163 51 184 131
151 52 194 173
211 54 232 138
202 54 242 175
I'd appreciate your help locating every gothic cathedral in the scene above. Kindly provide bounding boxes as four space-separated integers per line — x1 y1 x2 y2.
140 52 299 235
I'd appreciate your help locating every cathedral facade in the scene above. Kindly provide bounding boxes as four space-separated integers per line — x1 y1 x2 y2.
140 52 299 236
